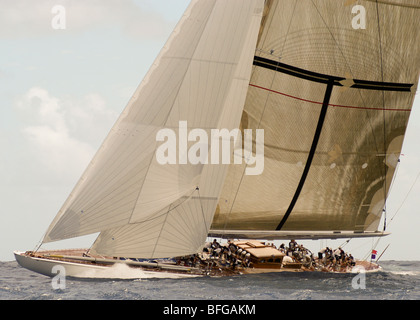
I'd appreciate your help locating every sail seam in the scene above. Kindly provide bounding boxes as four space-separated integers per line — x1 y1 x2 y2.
150 204 172 259
279 0 297 57
249 84 412 112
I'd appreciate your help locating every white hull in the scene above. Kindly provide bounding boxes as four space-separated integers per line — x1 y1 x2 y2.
15 250 383 280
13 251 200 279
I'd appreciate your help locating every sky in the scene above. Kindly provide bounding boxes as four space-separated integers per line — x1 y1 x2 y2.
1 0 419 262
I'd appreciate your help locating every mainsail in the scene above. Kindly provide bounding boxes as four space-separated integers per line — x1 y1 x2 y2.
42 0 265 258
40 0 420 259
210 0 420 240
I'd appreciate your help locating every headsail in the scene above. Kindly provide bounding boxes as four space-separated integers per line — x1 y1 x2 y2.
210 0 420 239
43 0 265 258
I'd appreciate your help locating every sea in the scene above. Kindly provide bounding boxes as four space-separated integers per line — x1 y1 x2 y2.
1 260 419 316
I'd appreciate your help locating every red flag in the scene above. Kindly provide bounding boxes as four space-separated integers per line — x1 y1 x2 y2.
371 249 377 260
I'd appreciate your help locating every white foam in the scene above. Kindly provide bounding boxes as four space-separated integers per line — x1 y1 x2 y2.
73 263 200 280
389 270 420 276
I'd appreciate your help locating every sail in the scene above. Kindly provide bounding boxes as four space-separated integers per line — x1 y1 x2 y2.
43 0 265 258
210 0 420 239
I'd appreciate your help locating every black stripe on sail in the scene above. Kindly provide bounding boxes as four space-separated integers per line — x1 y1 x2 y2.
253 56 413 92
276 80 335 231
252 55 414 230
253 56 343 85
351 79 413 92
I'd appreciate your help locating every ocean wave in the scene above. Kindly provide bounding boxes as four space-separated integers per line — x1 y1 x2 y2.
1 260 419 300
72 262 201 280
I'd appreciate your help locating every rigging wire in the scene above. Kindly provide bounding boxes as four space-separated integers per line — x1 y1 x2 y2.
339 239 351 248
196 187 209 232
33 237 44 253
367 164 420 261
388 168 420 227
376 244 390 263
33 230 49 253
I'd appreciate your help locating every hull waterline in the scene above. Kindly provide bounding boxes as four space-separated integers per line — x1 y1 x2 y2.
14 248 382 279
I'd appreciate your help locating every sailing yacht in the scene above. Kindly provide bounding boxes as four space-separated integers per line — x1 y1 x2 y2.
15 0 420 278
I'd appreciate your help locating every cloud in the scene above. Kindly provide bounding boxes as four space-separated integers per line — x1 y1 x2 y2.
16 87 117 180
0 0 175 39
